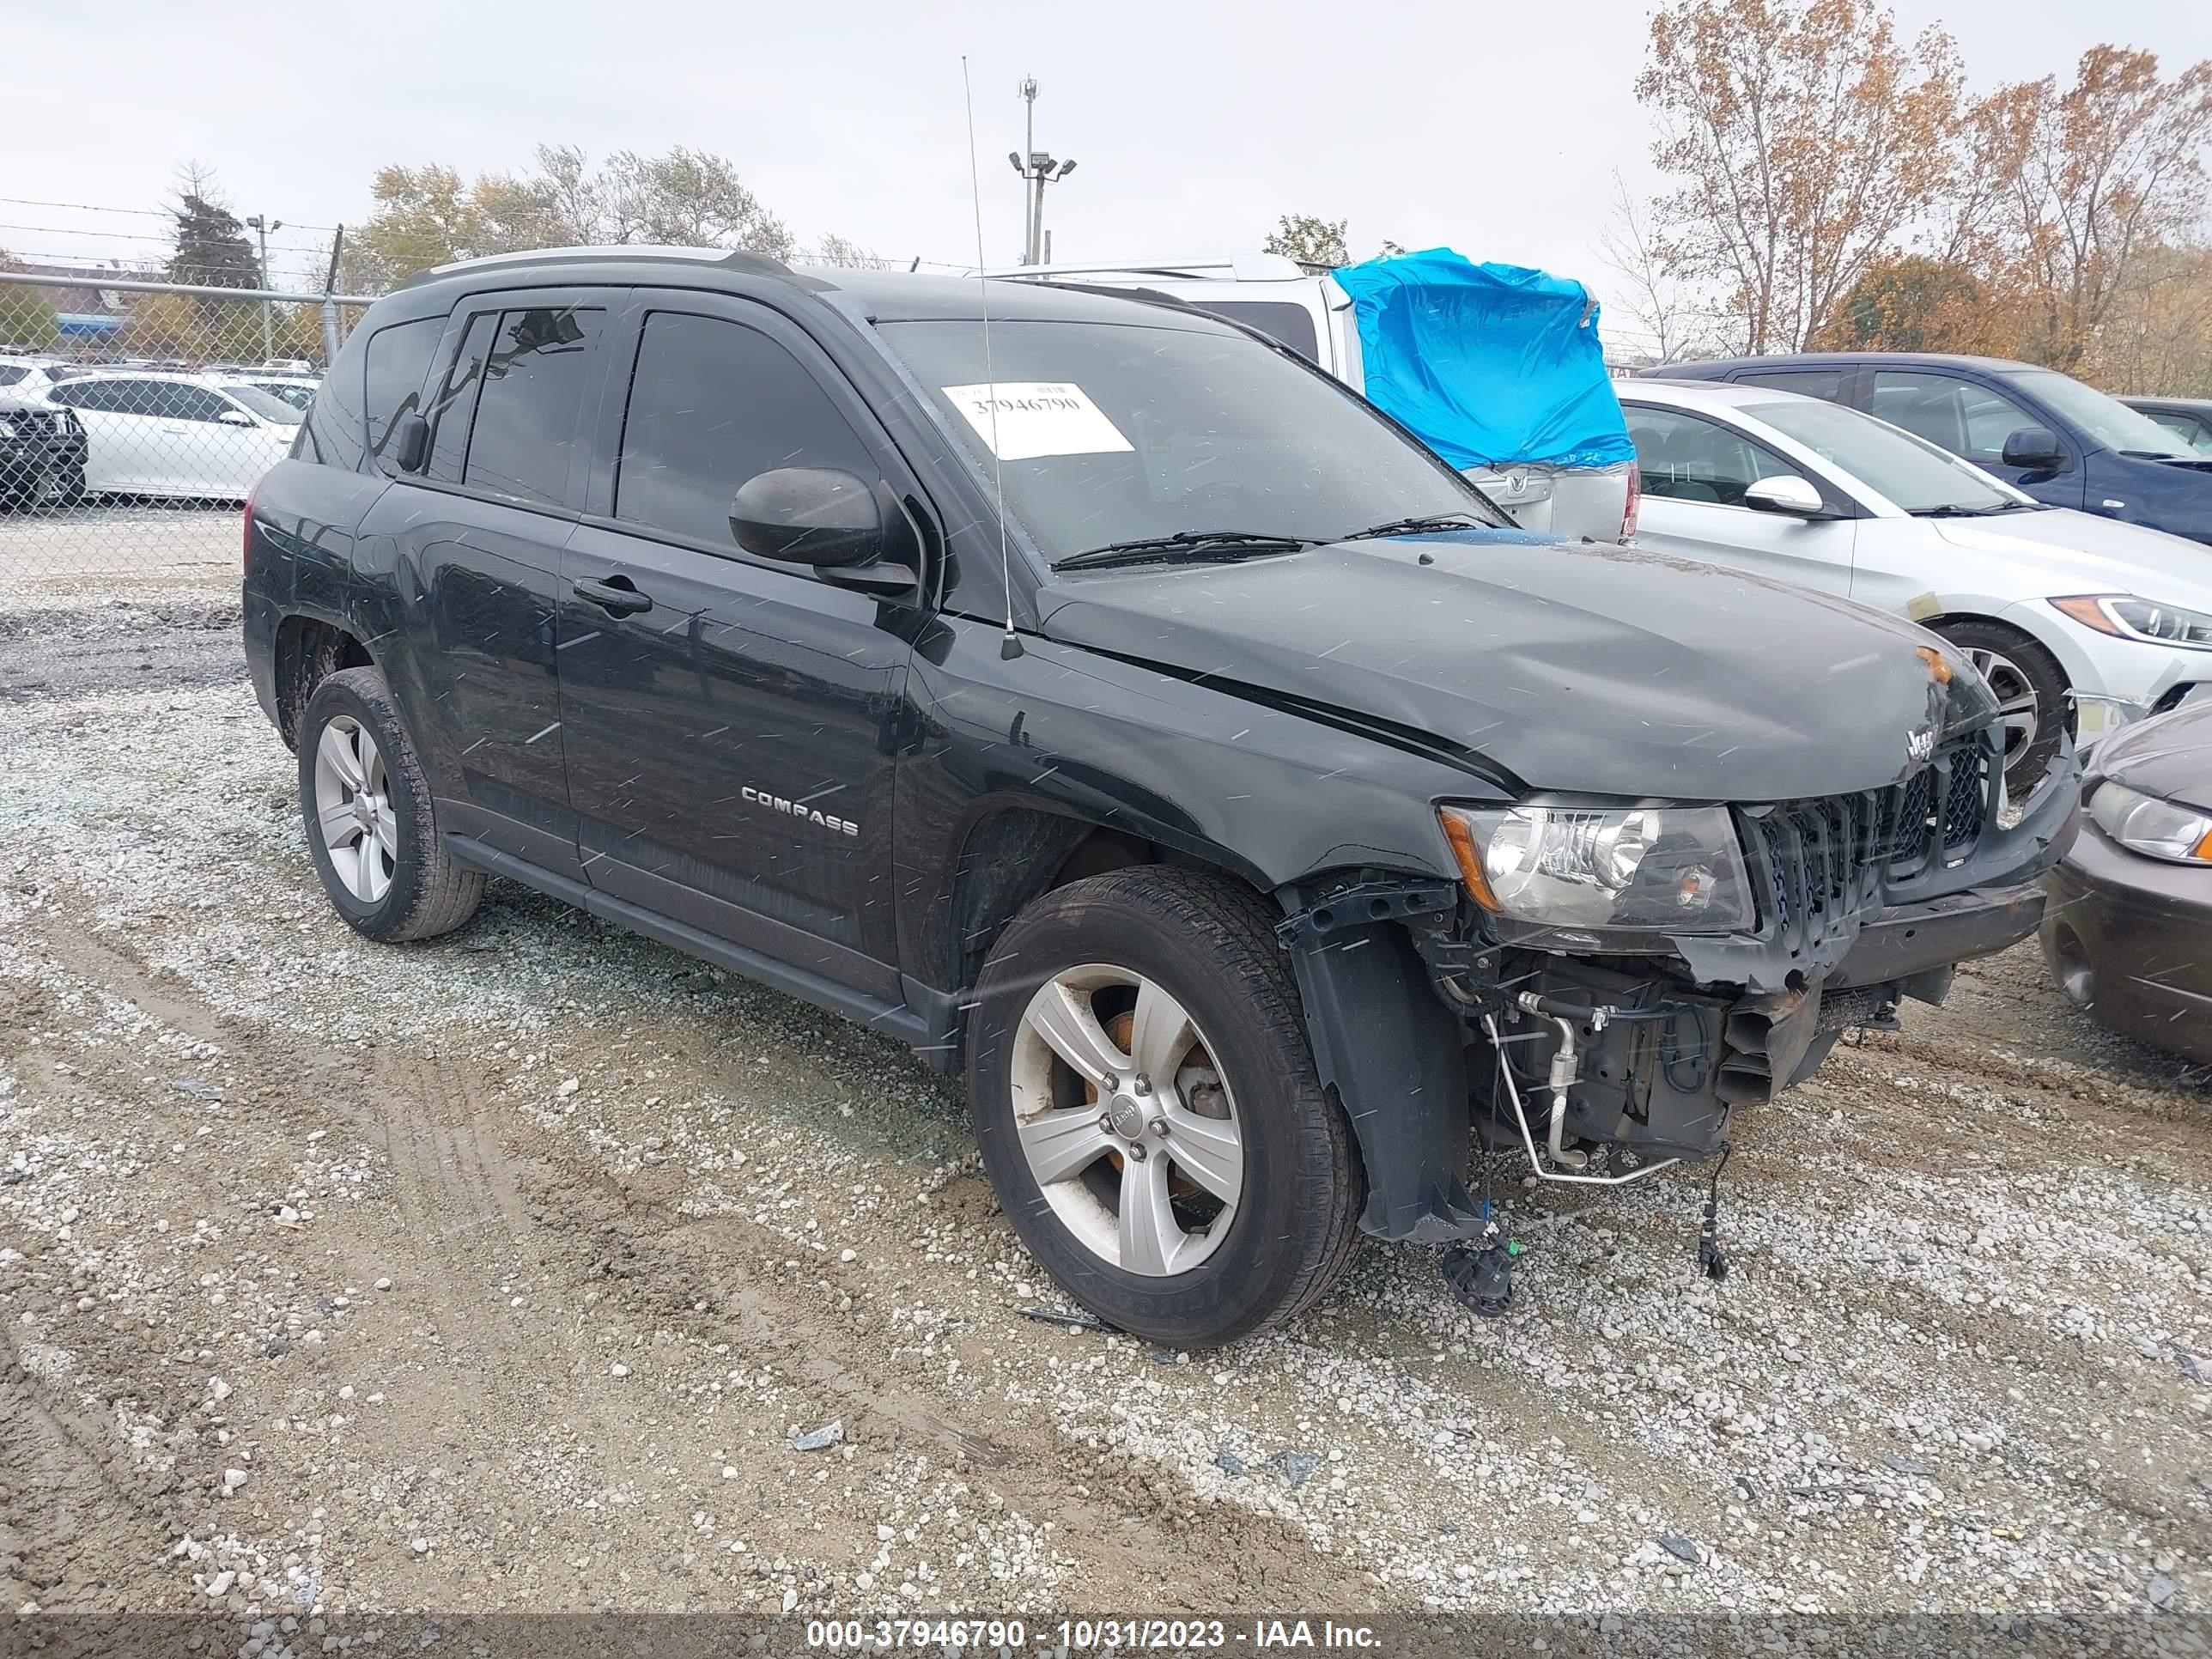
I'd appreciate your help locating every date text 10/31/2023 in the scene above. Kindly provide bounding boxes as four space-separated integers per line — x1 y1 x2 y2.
803 1619 1383 1650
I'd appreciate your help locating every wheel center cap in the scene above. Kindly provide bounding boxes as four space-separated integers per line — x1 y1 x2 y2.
1106 1096 1148 1140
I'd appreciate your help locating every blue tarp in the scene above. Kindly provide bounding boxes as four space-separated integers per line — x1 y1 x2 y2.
1333 249 1633 472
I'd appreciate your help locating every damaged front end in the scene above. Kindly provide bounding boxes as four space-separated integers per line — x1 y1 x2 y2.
1280 711 2079 1267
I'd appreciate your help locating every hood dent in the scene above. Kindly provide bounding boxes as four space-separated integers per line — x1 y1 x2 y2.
1042 536 1996 802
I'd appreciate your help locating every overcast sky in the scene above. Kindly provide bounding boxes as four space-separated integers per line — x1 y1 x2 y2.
5 0 2208 343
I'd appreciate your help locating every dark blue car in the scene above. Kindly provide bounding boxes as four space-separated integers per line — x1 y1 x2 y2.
1656 354 2212 546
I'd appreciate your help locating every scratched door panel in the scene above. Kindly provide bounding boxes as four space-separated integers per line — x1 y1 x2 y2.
557 521 908 989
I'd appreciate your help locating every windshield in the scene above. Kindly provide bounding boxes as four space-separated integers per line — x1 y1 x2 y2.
2002 368 2185 457
223 383 305 425
876 317 1506 562
1747 398 2021 514
252 380 316 410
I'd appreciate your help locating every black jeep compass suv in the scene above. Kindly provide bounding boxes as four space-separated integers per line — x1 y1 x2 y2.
243 247 2075 1346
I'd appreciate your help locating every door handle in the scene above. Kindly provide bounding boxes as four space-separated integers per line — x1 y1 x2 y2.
572 575 653 616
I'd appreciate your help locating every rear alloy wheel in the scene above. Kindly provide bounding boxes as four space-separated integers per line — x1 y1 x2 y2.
298 665 483 943
1936 620 2069 792
967 867 1364 1347
313 715 397 905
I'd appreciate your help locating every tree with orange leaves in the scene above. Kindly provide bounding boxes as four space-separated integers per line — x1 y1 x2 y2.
1967 46 2212 370
1636 0 1963 354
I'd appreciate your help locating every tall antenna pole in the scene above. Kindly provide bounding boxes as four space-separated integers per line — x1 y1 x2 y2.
1007 76 1076 268
1019 77 1039 264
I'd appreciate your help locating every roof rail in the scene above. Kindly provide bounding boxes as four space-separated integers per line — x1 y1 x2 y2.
402 245 799 289
979 253 1307 283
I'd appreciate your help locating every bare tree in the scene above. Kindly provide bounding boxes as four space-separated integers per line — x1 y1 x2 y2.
1595 172 1717 362
807 232 890 270
598 147 793 257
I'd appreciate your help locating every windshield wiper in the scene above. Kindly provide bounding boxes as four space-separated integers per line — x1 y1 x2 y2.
1338 513 1492 541
1055 531 1314 571
1911 504 2027 518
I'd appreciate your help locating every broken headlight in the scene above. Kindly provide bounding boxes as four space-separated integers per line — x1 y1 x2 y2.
1439 804 1755 933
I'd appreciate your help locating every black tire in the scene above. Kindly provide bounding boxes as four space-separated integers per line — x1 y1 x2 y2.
56 464 87 507
298 665 483 943
966 866 1364 1347
1934 619 2069 792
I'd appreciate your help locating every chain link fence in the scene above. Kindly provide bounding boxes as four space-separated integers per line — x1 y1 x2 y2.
0 272 370 592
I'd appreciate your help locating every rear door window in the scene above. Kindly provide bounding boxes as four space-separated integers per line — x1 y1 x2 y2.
161 384 240 423
49 379 123 412
461 307 604 506
612 309 879 548
1731 367 1850 403
424 313 498 483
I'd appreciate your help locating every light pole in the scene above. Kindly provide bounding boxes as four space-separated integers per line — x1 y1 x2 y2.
1006 77 1076 265
244 214 283 362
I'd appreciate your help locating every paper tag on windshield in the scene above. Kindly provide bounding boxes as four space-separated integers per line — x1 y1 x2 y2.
940 382 1133 461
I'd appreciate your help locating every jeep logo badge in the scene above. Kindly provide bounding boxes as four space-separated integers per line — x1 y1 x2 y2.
1905 725 1936 764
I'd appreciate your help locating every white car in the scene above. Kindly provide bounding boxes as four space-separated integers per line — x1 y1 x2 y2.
1622 379 2212 788
43 370 300 502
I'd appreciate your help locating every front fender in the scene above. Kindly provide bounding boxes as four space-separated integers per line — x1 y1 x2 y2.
895 617 1492 989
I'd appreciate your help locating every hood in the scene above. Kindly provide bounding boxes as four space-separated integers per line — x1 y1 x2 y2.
2092 698 2212 814
1929 509 2212 605
2113 450 2212 480
1036 529 1982 801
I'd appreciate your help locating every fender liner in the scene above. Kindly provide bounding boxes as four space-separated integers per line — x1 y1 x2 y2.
1279 884 1485 1243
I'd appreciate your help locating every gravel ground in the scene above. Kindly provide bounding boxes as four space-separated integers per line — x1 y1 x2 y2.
2 567 2209 1632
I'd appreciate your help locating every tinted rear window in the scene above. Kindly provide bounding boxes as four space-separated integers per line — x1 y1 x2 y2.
425 313 497 483
364 319 441 462
1733 367 1848 401
459 307 603 506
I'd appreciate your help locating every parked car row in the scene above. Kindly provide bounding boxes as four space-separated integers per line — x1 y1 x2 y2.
1656 352 2212 545
0 354 318 509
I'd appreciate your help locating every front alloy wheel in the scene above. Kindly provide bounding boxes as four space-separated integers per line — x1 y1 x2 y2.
1011 965 1244 1276
967 867 1364 1347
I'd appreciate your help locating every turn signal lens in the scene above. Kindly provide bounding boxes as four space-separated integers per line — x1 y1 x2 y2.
1438 809 1500 911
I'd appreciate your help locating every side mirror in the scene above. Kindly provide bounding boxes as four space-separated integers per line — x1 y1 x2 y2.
730 467 884 568
217 409 256 428
2001 426 2065 471
1742 474 1828 517
387 411 429 472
